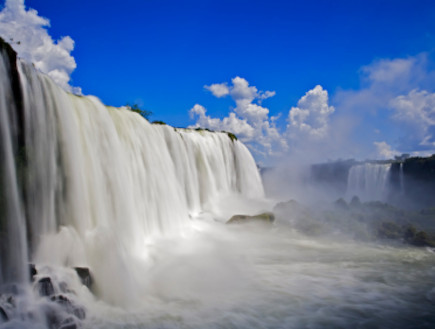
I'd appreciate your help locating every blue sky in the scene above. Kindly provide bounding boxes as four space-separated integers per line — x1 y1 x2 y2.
1 0 435 163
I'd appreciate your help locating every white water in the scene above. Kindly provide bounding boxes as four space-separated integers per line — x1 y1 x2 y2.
346 163 391 202
1 47 435 329
0 50 263 305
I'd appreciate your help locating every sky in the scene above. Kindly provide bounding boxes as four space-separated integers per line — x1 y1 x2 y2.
1 0 435 164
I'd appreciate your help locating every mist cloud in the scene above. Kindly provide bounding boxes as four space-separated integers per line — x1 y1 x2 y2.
0 0 80 93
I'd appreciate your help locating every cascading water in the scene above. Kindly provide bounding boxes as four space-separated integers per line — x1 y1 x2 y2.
346 163 391 202
1 40 435 329
0 39 263 308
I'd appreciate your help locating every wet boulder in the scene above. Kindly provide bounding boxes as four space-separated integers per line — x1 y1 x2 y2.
227 212 275 225
0 306 8 321
37 277 55 297
58 317 78 329
29 264 37 281
50 295 86 320
74 267 93 290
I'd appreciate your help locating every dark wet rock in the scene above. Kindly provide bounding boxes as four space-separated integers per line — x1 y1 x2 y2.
37 277 55 297
29 263 37 281
334 198 349 210
6 295 14 307
74 267 93 290
227 212 275 225
50 295 86 320
350 196 361 208
0 306 8 321
58 316 78 329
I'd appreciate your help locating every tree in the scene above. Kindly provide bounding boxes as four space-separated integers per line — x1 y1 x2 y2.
125 103 152 121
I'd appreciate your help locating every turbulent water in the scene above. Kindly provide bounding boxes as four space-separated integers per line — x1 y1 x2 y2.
1 42 435 329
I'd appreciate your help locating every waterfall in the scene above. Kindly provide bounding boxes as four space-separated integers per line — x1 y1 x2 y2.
0 41 263 305
346 163 391 202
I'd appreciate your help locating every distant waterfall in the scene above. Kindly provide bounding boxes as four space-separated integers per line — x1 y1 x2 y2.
346 163 391 202
0 40 263 304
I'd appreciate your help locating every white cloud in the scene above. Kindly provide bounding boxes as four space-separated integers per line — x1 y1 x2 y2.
361 57 416 85
0 0 79 93
374 141 396 159
204 83 229 98
258 90 276 102
287 85 335 139
334 53 435 156
191 77 287 158
189 104 255 140
191 54 435 163
191 79 342 162
389 89 435 147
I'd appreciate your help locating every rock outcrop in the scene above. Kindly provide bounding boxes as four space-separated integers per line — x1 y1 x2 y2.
227 212 275 225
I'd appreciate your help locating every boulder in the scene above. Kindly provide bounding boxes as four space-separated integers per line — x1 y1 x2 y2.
74 267 93 290
29 264 37 281
227 212 275 225
50 295 86 320
0 306 8 321
37 277 55 297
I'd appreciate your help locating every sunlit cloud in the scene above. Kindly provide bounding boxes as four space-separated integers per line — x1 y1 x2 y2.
334 52 435 157
374 141 397 159
0 0 80 93
287 85 335 139
191 77 287 159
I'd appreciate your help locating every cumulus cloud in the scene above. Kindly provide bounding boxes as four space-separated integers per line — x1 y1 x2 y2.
191 77 339 162
389 89 435 148
374 141 396 159
0 0 80 93
334 53 435 156
191 54 435 163
361 57 417 86
287 85 335 139
190 104 255 140
204 83 229 98
191 77 287 158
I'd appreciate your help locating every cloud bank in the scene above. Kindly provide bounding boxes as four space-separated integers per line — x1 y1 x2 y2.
335 53 435 158
190 77 336 162
0 0 79 93
191 52 435 163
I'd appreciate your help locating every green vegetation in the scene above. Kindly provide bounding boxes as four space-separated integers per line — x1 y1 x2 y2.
194 127 213 132
191 127 238 142
152 120 166 125
125 103 152 121
225 132 238 142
